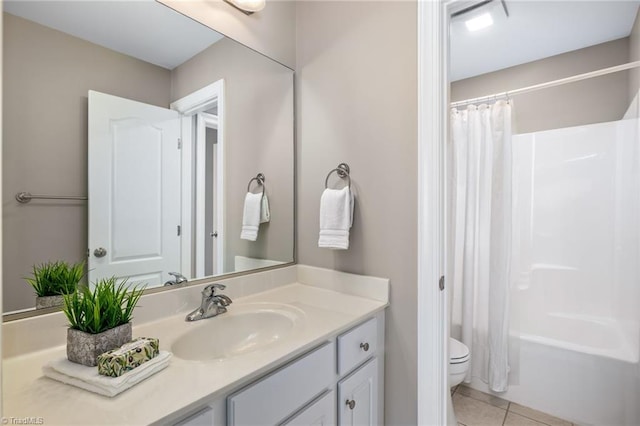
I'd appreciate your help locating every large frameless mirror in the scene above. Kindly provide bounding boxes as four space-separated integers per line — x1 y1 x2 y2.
3 0 295 318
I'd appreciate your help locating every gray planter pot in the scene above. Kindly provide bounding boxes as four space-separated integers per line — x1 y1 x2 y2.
35 295 65 310
67 322 132 366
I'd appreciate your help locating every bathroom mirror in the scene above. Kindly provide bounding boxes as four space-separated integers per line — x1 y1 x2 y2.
2 0 295 316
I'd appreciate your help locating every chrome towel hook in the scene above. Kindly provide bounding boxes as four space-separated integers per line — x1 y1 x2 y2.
324 163 351 189
247 173 266 193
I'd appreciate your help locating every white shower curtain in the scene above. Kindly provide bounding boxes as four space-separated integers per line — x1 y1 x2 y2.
449 101 512 392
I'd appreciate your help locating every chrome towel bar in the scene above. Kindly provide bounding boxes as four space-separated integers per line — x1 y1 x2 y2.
247 173 266 193
16 192 87 203
325 163 351 189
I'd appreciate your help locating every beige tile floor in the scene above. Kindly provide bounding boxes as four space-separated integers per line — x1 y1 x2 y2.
452 385 575 426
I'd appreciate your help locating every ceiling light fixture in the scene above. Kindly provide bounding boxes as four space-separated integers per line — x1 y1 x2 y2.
223 0 266 15
465 13 494 32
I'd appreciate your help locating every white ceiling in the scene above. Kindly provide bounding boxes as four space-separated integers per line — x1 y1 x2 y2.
3 0 224 70
450 0 640 81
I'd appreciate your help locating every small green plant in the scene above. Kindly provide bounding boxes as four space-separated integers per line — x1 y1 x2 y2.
25 261 85 297
63 277 145 334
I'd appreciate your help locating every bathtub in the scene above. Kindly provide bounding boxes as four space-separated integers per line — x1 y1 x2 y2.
459 314 640 426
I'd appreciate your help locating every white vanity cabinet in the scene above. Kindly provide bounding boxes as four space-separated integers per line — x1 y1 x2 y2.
170 311 385 426
337 359 378 426
283 390 336 426
227 342 336 425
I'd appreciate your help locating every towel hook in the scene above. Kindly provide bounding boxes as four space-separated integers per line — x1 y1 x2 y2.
247 173 266 193
325 163 351 189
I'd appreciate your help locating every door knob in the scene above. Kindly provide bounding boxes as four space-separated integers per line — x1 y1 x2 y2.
346 399 356 410
210 231 218 238
360 342 370 352
93 247 107 257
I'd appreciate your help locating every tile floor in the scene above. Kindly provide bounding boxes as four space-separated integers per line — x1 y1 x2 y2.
452 385 575 426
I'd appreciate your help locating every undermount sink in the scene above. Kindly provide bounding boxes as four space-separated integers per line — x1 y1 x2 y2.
171 303 305 361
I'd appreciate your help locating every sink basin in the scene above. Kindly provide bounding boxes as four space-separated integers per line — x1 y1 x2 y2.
171 303 305 361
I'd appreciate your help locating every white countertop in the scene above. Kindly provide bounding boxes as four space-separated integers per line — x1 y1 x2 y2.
3 282 387 425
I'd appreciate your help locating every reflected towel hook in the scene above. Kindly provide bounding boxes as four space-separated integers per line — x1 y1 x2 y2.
247 173 266 193
324 163 351 189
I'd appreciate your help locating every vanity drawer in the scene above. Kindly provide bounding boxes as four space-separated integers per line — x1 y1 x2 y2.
337 318 377 376
227 341 335 426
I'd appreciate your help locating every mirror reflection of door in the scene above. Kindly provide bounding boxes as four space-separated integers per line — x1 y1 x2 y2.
88 91 181 288
199 112 223 277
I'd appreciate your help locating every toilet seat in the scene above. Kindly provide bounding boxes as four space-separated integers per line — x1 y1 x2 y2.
449 338 470 364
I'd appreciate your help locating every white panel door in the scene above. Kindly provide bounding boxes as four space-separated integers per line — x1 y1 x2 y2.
337 358 378 426
88 90 181 288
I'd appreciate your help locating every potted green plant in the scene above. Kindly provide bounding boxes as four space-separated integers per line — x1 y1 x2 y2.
25 261 85 309
63 277 145 366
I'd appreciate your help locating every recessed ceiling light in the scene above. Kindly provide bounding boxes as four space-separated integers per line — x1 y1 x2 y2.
465 13 494 32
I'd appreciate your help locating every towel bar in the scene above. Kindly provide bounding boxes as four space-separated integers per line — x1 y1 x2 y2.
15 192 87 203
247 173 266 193
324 163 351 188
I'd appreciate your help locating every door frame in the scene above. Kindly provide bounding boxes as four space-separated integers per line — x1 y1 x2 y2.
170 79 225 279
196 112 221 276
417 1 453 424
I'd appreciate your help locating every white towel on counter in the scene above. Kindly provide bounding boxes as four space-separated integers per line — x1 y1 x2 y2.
42 351 172 397
241 192 270 241
318 186 355 250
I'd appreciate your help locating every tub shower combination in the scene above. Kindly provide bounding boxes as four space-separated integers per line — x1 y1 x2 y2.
456 116 640 425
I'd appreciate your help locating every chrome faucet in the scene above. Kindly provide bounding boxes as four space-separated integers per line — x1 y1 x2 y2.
185 283 232 322
164 272 188 286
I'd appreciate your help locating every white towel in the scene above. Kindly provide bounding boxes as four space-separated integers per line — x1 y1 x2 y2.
42 351 172 397
318 186 354 250
241 192 270 240
241 192 262 241
260 193 271 224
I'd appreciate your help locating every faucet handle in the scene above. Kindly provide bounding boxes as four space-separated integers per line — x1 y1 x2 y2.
202 283 226 297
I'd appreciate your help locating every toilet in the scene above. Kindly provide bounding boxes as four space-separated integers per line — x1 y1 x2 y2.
448 337 470 425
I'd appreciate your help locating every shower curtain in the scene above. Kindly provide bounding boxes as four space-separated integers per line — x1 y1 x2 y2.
449 101 512 392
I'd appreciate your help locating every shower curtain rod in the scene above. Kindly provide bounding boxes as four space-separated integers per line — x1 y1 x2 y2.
451 60 640 108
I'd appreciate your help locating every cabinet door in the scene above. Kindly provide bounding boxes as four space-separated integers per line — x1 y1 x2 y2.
337 358 378 426
283 390 336 426
173 406 214 426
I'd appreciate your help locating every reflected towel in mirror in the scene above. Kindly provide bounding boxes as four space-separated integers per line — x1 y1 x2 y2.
241 192 270 241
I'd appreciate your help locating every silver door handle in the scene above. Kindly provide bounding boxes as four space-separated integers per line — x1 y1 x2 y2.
93 247 107 258
346 399 356 410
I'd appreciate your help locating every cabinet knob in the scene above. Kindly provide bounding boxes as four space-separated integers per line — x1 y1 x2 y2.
360 342 370 352
346 399 356 410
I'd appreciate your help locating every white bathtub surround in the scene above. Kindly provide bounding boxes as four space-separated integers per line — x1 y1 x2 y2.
449 100 513 392
2 265 389 425
460 116 640 426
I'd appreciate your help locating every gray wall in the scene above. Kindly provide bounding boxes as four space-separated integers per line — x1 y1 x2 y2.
452 38 630 134
171 38 295 273
296 2 418 424
2 13 171 312
158 0 296 69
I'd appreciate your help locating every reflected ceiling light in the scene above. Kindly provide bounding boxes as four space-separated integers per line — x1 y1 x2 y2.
223 0 266 15
465 13 494 31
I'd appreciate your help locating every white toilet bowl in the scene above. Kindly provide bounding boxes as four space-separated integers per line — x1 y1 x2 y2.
447 338 470 425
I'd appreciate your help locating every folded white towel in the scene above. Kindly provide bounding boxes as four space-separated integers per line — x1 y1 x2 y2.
318 186 354 250
241 192 262 241
42 351 172 397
